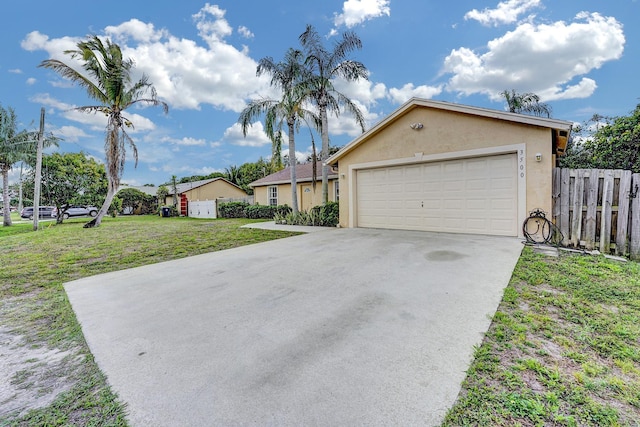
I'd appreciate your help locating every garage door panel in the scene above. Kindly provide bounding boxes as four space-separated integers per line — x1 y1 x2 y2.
356 153 518 236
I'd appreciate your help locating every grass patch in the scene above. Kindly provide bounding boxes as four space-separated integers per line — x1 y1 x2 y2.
442 247 640 426
0 215 298 425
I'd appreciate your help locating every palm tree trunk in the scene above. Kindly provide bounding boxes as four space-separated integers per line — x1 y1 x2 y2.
2 167 12 226
320 104 330 205
288 121 299 214
84 176 117 228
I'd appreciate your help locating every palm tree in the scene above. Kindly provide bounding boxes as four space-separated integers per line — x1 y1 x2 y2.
0 105 22 226
501 89 552 117
39 35 168 227
0 105 56 226
239 48 318 214
224 165 241 185
299 25 368 204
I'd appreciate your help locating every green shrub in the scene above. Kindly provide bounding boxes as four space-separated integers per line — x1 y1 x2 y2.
218 201 249 218
319 201 339 227
245 204 274 219
274 204 292 217
274 203 338 227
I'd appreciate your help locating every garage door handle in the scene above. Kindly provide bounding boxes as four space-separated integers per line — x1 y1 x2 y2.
421 202 424 207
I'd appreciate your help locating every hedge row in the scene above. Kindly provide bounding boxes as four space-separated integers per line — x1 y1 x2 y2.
218 201 291 219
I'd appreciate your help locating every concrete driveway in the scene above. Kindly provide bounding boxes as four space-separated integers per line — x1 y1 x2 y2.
65 228 523 426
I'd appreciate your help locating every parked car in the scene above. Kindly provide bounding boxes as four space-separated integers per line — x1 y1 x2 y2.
54 206 99 219
20 206 56 219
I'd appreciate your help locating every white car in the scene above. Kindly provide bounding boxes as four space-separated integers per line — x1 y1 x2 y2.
54 206 99 219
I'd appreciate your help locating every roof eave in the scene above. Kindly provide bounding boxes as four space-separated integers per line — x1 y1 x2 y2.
326 97 573 165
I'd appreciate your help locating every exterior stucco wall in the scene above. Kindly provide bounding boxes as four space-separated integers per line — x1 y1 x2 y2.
183 180 247 201
336 106 554 229
253 179 338 209
163 180 247 208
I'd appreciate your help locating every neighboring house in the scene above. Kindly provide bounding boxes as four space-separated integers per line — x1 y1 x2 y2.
250 161 339 211
326 98 572 237
165 178 248 216
116 185 159 214
117 185 158 196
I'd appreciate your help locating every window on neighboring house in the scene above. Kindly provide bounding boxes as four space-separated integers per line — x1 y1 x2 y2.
334 180 339 202
268 186 278 206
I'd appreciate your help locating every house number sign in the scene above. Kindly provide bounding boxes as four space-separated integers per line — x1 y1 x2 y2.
519 149 525 178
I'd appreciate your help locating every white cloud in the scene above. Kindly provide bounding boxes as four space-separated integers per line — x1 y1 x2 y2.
388 83 443 104
464 0 542 27
23 5 271 113
105 19 167 43
238 26 254 39
54 125 90 142
160 136 207 146
192 3 233 46
26 77 36 85
333 76 386 108
21 31 79 56
333 0 390 28
223 122 272 147
30 93 156 132
443 12 625 102
160 164 222 176
9 69 22 74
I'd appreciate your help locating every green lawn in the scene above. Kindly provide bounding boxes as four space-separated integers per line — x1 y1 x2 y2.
443 248 640 426
2 216 639 426
0 215 298 426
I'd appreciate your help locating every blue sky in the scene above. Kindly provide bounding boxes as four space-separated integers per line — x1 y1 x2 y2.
2 0 637 186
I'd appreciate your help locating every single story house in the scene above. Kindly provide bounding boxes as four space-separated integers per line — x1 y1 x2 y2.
326 98 572 237
165 178 248 216
250 161 339 210
116 185 159 215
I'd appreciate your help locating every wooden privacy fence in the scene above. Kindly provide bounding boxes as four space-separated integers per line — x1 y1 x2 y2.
552 168 640 260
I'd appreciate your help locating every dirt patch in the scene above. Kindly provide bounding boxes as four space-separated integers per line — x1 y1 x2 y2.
0 326 82 418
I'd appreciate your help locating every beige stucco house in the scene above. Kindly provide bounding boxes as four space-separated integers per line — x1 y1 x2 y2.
250 162 339 210
326 98 572 237
165 178 248 216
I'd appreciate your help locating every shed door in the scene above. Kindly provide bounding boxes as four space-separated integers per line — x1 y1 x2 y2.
355 154 518 236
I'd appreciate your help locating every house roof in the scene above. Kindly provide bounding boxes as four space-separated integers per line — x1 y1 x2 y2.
117 185 158 196
168 177 244 195
250 161 338 187
326 97 574 165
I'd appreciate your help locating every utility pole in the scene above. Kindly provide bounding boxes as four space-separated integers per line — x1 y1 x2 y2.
18 162 24 212
33 108 44 231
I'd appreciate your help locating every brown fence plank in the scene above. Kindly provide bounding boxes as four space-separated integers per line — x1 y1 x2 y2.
552 168 561 221
599 170 614 253
616 170 632 255
571 169 585 247
631 173 640 261
584 169 599 250
560 168 571 245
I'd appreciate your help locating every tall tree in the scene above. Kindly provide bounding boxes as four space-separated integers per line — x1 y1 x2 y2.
34 152 107 223
501 89 552 117
299 25 367 204
224 165 242 186
239 48 317 214
560 104 640 172
39 35 168 228
0 105 56 226
0 105 20 226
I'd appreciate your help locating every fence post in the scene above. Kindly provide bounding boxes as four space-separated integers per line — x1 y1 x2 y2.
630 173 640 261
560 168 571 245
552 168 561 223
599 170 614 253
584 169 599 250
571 169 585 247
616 170 632 256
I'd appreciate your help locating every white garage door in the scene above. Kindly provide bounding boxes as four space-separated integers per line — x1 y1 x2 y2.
356 154 518 236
